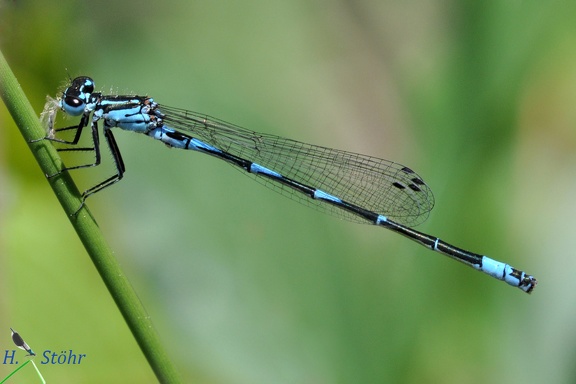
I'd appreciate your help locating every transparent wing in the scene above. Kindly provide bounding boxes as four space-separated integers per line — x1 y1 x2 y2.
160 105 434 226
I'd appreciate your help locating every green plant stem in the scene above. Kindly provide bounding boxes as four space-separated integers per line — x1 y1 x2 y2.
0 360 30 383
0 52 181 383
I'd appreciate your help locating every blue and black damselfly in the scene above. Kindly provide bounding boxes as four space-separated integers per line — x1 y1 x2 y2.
40 76 537 293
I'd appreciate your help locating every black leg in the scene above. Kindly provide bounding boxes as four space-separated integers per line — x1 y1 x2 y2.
46 111 91 145
47 118 102 178
68 127 126 215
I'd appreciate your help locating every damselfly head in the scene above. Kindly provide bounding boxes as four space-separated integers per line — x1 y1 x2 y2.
61 76 95 116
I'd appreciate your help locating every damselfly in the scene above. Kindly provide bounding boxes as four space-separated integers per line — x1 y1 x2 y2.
40 76 537 293
7 328 45 384
10 328 35 357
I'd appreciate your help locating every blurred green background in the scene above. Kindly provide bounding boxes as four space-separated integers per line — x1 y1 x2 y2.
1 1 575 383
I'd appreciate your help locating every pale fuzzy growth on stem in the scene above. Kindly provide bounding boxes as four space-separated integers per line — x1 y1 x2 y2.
40 96 60 139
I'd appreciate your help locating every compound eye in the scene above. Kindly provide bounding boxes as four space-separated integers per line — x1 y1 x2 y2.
62 95 85 116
